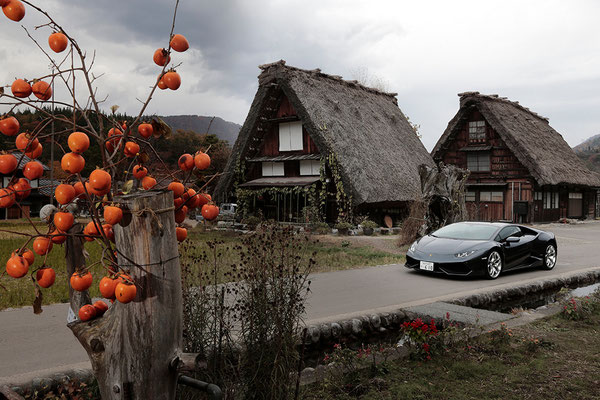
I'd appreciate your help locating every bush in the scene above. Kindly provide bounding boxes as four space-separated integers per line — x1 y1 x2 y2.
335 221 352 231
310 222 331 235
236 225 315 399
560 296 594 320
400 318 439 361
181 224 315 399
361 220 378 230
242 215 261 230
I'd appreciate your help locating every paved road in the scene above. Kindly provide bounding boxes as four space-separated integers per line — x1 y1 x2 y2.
1 221 599 383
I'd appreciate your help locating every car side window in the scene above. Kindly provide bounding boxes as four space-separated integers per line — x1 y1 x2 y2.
496 226 521 241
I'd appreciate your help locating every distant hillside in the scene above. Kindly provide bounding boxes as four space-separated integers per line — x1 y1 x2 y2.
574 134 600 153
161 115 241 146
574 134 600 173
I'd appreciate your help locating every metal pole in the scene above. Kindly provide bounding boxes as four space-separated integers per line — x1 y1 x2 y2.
511 182 514 222
177 375 222 400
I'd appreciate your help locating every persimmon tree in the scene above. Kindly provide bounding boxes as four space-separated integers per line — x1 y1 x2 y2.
0 1 220 398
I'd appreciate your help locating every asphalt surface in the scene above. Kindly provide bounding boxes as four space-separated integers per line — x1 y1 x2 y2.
1 221 599 383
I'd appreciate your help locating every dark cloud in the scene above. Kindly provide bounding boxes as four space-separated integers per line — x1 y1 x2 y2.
1 0 599 148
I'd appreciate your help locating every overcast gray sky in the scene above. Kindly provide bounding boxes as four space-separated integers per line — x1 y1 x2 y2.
1 0 599 151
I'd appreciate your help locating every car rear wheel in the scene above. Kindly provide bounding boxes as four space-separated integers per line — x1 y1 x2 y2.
542 243 557 270
486 250 502 279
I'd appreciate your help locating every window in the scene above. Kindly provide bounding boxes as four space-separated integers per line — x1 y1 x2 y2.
534 192 543 201
262 162 284 177
543 192 559 209
496 226 522 241
300 160 321 176
467 152 490 172
468 120 486 141
569 192 583 199
480 191 503 202
279 121 303 151
465 191 476 202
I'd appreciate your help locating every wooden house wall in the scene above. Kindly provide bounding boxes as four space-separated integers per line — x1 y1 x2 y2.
441 110 533 222
440 111 529 180
439 109 600 222
259 95 318 157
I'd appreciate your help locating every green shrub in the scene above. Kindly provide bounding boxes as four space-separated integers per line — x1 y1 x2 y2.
310 221 331 234
241 215 261 230
334 221 352 231
361 220 378 229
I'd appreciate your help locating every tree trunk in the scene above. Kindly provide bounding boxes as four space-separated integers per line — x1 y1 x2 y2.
66 223 92 314
69 190 182 400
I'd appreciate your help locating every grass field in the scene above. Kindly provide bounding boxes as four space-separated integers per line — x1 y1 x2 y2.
0 221 404 310
303 300 600 399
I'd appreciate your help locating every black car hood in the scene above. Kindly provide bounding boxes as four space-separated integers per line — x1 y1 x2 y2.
415 235 490 255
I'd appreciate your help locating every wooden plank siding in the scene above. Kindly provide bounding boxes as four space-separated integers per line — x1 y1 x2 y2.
259 94 318 157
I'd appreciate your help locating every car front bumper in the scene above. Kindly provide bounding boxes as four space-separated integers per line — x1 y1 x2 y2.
404 254 487 277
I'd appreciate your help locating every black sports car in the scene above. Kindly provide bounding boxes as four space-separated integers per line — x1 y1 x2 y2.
405 222 557 279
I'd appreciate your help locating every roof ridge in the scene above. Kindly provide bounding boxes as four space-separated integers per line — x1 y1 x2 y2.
258 59 398 100
458 91 549 122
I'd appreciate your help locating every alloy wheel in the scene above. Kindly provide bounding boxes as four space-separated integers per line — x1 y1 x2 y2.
487 251 502 279
545 244 557 270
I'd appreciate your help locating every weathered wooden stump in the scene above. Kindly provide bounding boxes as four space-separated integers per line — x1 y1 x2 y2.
69 190 182 400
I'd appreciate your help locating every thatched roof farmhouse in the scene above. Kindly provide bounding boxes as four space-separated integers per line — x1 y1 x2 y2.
432 92 600 222
215 60 434 225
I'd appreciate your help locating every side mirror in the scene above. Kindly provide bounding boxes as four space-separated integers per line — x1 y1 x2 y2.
505 236 520 243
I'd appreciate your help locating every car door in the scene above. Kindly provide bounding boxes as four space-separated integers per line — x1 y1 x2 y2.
496 226 529 269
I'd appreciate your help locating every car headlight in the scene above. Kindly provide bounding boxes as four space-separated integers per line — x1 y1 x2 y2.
409 241 417 252
455 250 476 258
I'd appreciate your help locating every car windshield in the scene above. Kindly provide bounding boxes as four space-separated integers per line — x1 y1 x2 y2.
431 223 498 240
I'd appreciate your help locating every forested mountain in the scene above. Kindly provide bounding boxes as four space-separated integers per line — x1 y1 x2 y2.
161 115 241 146
574 134 600 173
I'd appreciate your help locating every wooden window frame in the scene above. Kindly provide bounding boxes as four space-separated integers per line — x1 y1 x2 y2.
299 160 320 176
465 191 476 202
262 162 285 177
479 191 503 203
467 152 491 172
468 120 486 142
543 191 559 209
278 121 303 152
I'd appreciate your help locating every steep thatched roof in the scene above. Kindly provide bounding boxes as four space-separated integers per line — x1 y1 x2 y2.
432 92 600 187
215 60 434 205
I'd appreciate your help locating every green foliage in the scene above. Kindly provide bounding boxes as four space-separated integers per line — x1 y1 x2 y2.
560 296 595 320
327 153 353 223
241 215 261 229
319 343 391 398
310 222 330 234
361 220 378 229
487 322 513 347
400 318 439 361
334 221 352 231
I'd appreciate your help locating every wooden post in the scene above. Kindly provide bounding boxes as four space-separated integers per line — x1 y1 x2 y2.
69 190 182 400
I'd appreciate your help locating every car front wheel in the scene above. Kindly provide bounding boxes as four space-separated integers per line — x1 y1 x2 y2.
542 243 557 270
486 250 503 279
